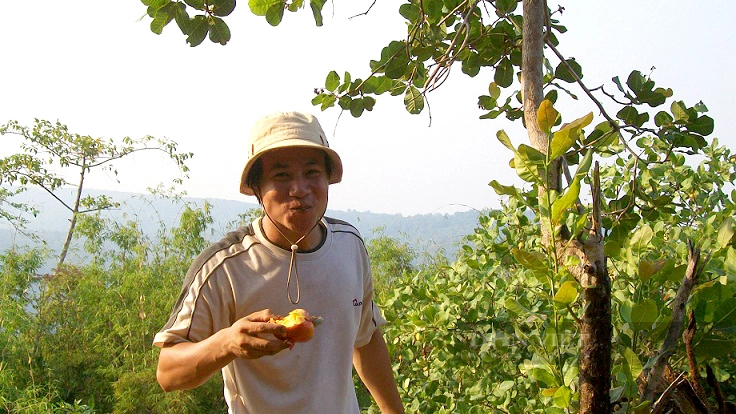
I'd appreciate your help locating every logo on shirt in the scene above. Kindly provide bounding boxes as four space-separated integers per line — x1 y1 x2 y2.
353 298 363 307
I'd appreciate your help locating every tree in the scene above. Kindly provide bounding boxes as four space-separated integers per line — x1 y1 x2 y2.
139 1 735 412
0 119 193 269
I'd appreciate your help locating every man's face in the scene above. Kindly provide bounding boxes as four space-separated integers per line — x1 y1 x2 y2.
258 147 329 242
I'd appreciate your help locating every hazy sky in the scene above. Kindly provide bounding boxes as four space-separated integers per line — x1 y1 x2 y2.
2 1 734 215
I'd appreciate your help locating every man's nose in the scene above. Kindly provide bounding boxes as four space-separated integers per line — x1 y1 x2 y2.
289 176 309 197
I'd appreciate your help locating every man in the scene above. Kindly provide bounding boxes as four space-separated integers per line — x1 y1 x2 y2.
154 111 404 413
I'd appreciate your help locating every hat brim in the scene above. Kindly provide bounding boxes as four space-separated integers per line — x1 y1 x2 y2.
239 139 343 196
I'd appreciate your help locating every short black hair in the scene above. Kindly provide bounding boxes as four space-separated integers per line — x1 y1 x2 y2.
247 151 333 203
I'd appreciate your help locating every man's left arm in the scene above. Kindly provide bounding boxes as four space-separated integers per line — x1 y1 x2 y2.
353 329 404 414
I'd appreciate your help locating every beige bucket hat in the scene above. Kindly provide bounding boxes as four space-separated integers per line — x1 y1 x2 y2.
239 111 343 196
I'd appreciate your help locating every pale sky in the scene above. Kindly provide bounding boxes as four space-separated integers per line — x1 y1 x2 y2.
1 1 734 215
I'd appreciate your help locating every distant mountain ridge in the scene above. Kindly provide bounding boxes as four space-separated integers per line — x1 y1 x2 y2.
1 187 485 264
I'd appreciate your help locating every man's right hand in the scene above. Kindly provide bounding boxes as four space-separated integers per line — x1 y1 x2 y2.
225 309 293 359
157 309 292 391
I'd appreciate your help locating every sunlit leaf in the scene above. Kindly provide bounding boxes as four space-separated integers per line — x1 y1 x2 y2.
537 99 559 133
631 299 658 332
553 280 579 307
638 259 668 280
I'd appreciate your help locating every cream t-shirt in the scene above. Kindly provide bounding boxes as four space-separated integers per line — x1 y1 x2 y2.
154 217 386 413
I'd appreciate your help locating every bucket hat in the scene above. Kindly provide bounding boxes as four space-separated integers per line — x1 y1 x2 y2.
239 111 343 196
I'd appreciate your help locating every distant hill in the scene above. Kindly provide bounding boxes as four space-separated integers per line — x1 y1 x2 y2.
1 187 486 267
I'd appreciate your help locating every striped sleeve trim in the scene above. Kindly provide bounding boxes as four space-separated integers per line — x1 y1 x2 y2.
159 225 257 333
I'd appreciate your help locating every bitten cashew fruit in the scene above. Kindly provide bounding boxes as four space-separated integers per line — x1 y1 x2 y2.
270 309 324 345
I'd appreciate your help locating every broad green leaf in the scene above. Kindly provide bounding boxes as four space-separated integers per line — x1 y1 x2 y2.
696 338 735 359
549 112 593 160
489 82 501 100
310 0 325 26
496 130 516 152
150 3 175 34
553 280 579 307
553 385 573 408
717 218 735 248
623 347 643 380
350 98 365 117
207 17 230 45
671 101 690 122
631 299 658 332
574 148 594 180
712 298 736 333
183 0 205 9
511 248 548 277
185 15 209 46
554 58 582 83
514 146 544 183
551 178 580 223
404 86 424 114
690 115 715 135
638 258 668 280
249 0 282 16
617 106 639 125
488 180 519 197
504 298 530 315
495 57 514 88
211 0 236 16
265 3 285 26
542 387 558 397
725 247 736 283
537 99 559 133
654 111 673 127
629 224 654 252
325 71 340 91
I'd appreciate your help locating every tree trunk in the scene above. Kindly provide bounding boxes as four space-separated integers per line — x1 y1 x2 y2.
577 164 611 413
56 167 86 269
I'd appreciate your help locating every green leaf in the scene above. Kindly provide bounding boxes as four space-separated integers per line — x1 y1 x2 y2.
325 71 340 91
404 86 424 114
511 248 548 277
551 178 580 223
689 115 715 136
617 106 639 125
725 247 736 283
150 3 175 34
552 385 573 408
310 0 325 26
712 298 736 333
207 16 230 45
349 98 365 117
537 99 559 133
623 347 643 382
489 180 518 197
496 130 516 152
495 57 514 88
554 58 582 83
549 112 593 160
671 101 690 122
265 3 285 26
211 0 236 16
631 299 658 332
638 259 668 280
504 298 530 315
654 111 673 127
185 15 209 46
249 0 282 16
553 280 579 307
695 338 735 359
717 218 735 248
629 224 654 252
183 0 205 9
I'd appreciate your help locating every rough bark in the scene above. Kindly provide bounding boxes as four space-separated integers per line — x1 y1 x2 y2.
642 241 705 402
577 163 611 413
